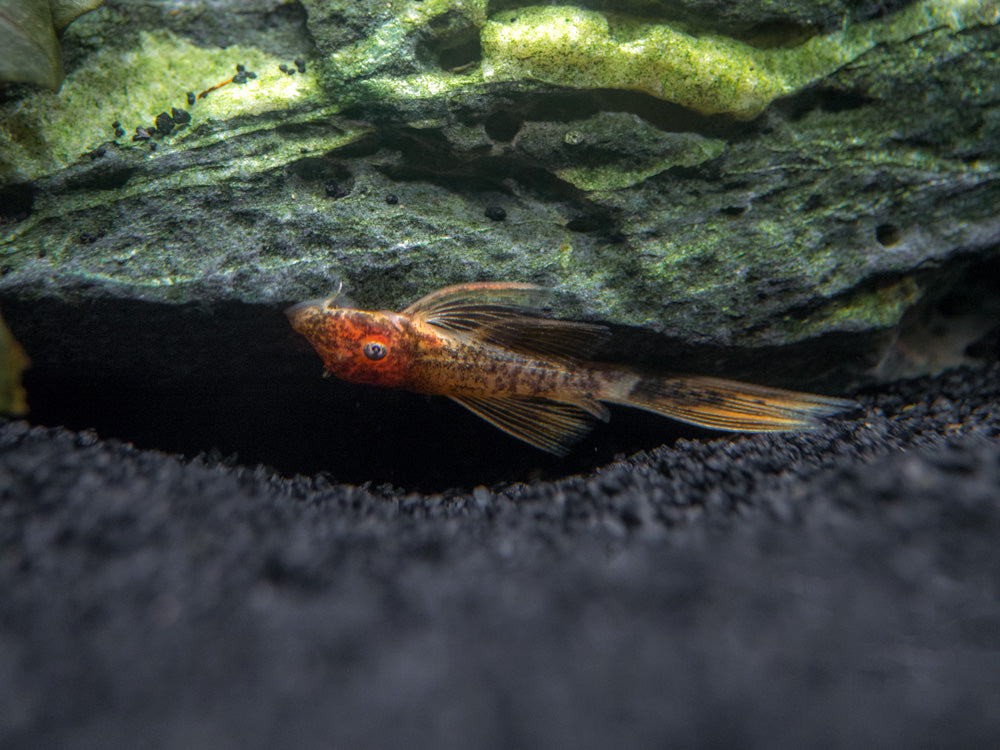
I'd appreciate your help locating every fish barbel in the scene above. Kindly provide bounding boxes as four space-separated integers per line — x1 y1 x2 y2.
286 282 855 455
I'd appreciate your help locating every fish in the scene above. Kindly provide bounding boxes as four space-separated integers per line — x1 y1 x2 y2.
285 282 856 455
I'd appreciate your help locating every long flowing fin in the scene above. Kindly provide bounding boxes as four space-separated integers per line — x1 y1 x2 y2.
608 374 856 432
404 282 610 362
403 282 548 317
450 394 601 455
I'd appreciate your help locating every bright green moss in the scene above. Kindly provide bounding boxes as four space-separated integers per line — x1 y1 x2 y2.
480 1 1000 119
481 7 790 118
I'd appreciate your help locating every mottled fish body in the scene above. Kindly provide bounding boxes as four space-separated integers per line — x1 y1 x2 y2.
286 282 855 455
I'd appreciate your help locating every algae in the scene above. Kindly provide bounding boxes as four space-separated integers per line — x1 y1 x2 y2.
0 29 325 182
0 310 28 415
312 0 999 117
556 135 726 191
479 1 1000 118
6 0 996 183
2 0 999 381
782 276 924 342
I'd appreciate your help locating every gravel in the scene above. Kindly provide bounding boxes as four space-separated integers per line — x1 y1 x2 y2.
1 364 999 748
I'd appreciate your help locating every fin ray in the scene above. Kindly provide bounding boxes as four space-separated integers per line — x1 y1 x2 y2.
405 282 609 362
450 394 598 455
613 374 855 432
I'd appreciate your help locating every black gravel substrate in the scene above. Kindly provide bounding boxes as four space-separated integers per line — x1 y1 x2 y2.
2 365 1000 748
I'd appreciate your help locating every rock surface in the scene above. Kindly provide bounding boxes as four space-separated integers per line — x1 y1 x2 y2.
0 0 104 89
0 0 998 399
2 364 999 748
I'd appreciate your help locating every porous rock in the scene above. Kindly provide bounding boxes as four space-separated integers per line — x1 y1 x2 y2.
0 0 998 409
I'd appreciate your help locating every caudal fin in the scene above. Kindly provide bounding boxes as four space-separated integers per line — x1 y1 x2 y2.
613 374 856 432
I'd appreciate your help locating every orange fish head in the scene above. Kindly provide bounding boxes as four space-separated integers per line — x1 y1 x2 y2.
285 297 411 387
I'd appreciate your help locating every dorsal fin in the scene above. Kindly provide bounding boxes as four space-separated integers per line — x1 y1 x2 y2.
403 282 549 319
403 282 610 362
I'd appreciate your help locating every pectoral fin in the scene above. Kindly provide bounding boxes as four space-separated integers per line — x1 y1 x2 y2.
450 394 600 455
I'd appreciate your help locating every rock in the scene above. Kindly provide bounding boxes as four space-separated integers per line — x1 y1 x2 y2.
0 0 998 422
0 0 104 90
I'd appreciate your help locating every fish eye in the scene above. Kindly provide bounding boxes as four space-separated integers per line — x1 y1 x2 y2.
362 340 388 360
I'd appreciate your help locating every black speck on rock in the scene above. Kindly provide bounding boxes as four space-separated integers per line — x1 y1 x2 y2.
485 204 506 221
325 181 351 199
77 230 104 244
154 112 174 136
2 364 1000 747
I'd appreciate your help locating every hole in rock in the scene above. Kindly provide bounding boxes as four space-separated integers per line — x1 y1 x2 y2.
484 110 523 142
876 223 902 247
3 298 724 493
0 183 35 224
22 369 710 493
416 11 483 72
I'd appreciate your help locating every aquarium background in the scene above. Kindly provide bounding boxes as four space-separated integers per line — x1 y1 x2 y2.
1 1 999 747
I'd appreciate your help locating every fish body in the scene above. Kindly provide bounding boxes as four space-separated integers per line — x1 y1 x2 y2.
286 282 855 455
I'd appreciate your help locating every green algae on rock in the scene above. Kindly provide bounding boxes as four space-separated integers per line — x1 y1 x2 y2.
479 1 1000 119
781 277 924 343
314 0 999 120
2 0 1000 395
513 113 727 191
0 29 329 182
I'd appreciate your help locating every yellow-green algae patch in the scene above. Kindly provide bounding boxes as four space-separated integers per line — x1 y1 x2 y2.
0 311 29 416
328 0 488 80
782 276 924 342
479 0 1000 118
557 135 725 191
0 30 323 182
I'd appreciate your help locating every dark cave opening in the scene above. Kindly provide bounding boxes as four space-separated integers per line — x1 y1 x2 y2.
18 364 706 493
2 292 858 494
7 252 999 494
